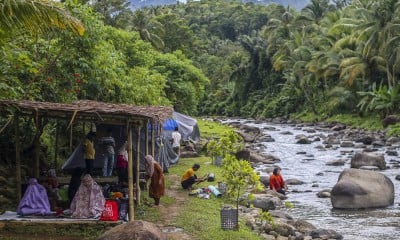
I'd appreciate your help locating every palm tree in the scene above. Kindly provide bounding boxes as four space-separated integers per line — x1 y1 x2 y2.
262 4 297 56
131 9 164 50
347 0 400 87
301 0 334 24
0 0 84 37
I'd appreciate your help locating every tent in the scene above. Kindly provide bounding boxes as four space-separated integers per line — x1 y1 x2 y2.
163 112 200 143
62 112 200 173
172 112 200 143
62 124 155 173
157 112 200 172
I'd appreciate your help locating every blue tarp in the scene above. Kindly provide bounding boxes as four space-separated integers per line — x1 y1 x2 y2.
163 118 179 131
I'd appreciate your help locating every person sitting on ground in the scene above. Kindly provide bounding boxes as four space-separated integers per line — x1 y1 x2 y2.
269 167 287 195
17 178 51 216
43 169 60 211
181 163 205 190
145 155 165 206
70 174 105 218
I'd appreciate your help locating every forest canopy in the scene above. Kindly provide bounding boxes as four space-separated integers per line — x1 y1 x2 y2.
3 0 400 119
1 0 400 173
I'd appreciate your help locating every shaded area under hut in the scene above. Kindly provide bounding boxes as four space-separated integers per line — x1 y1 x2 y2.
0 99 173 222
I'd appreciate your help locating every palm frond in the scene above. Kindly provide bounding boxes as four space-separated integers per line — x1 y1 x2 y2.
0 0 84 36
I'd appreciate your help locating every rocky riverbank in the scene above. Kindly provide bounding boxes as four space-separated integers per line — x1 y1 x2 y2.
216 117 400 240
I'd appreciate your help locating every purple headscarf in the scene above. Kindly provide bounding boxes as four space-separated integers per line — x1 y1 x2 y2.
17 178 51 216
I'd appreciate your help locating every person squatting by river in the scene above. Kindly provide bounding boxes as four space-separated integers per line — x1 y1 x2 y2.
145 155 165 206
269 167 287 195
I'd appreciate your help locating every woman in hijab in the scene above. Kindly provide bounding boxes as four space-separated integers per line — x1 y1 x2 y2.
17 178 51 216
70 174 105 218
145 155 165 206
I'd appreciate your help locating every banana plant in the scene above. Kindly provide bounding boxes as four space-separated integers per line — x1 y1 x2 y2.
357 82 400 117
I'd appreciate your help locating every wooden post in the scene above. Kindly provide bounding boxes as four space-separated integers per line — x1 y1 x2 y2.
127 124 134 221
136 125 142 206
34 117 41 178
14 114 21 201
54 120 58 169
145 120 149 156
34 136 40 178
151 120 155 157
69 123 73 153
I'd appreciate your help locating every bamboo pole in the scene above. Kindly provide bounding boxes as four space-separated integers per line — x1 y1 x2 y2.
145 120 149 156
34 117 40 178
34 136 40 178
127 124 134 221
136 125 142 206
151 120 155 157
54 121 58 169
15 114 21 201
69 123 73 153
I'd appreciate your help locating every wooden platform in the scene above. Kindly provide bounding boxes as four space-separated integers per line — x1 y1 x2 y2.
57 176 118 185
0 219 123 239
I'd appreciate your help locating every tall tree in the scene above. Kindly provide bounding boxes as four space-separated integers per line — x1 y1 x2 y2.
131 9 165 49
91 0 133 29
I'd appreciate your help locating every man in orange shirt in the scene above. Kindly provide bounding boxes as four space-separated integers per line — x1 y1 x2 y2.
181 164 205 190
269 167 287 195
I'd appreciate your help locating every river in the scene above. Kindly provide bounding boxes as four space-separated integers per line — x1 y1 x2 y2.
220 119 400 240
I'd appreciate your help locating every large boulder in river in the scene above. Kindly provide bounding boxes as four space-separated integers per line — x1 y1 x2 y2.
235 125 261 142
97 220 166 240
330 168 394 209
350 152 386 170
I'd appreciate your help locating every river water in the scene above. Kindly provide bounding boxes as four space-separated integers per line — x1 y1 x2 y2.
220 119 400 240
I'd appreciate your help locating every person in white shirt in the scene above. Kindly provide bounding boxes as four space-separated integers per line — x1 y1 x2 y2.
171 127 182 155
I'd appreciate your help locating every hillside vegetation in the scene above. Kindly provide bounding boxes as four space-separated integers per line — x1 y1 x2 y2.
1 0 400 194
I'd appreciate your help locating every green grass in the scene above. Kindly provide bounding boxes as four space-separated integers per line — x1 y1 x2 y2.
197 118 233 139
132 155 262 239
167 156 262 240
325 114 383 130
293 112 384 131
386 122 400 136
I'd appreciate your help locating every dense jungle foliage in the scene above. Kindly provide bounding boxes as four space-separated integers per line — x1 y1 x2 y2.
3 0 400 120
4 0 400 119
2 0 400 205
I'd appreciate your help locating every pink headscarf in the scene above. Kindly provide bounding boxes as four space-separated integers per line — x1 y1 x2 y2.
145 155 156 177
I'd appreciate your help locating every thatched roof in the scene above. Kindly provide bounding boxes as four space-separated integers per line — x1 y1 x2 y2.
0 100 174 125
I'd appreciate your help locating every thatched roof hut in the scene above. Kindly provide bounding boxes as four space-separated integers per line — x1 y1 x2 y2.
0 99 173 124
0 99 174 221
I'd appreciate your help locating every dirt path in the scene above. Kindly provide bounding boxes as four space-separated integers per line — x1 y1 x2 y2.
156 174 193 240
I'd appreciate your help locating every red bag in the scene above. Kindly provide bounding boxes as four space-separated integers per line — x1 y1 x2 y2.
100 199 119 221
